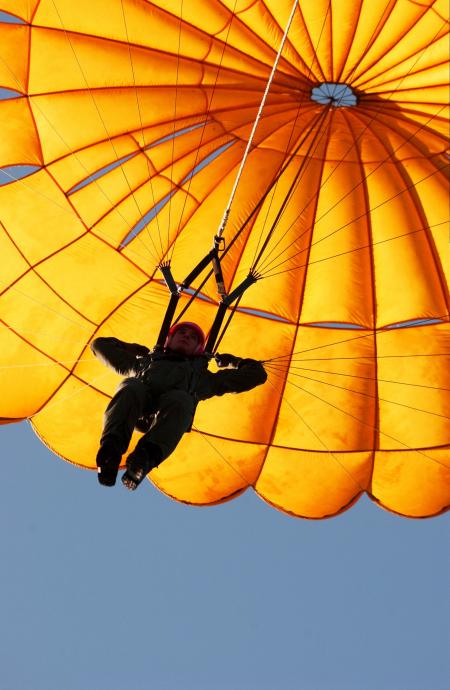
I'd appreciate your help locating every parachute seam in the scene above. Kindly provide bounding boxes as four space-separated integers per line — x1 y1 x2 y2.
46 166 159 274
349 107 450 315
28 368 113 422
167 0 184 258
268 361 450 391
254 108 332 273
116 170 202 249
329 0 334 81
186 425 450 454
26 18 299 86
47 0 160 264
255 11 450 275
191 424 254 488
119 0 164 258
14 85 161 262
294 1 328 82
254 109 332 275
345 108 379 485
249 119 304 267
264 318 450 364
264 374 367 493
149 478 247 507
267 365 450 421
287 350 450 361
172 113 330 325
0 317 83 374
222 0 304 80
171 0 240 258
352 9 447 91
259 140 448 279
263 225 444 281
29 2 41 24
260 99 445 270
344 0 398 85
43 163 160 266
216 0 300 241
365 84 449 100
348 0 417 87
30 418 111 471
159 0 281 76
361 101 448 152
0 223 104 328
265 366 450 469
252 105 326 274
335 0 364 83
364 493 450 519
25 26 46 164
246 2 335 269
40 271 157 424
257 1 307 78
171 112 330 325
1 254 95 325
358 53 450 94
252 139 328 489
358 21 448 95
49 370 112 401
85 139 214 248
0 196 152 315
133 137 239 261
256 491 362 520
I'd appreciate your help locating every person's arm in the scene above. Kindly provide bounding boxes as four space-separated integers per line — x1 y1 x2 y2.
90 337 149 376
205 354 267 397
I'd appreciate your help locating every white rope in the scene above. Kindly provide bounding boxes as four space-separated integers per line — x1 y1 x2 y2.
215 0 299 242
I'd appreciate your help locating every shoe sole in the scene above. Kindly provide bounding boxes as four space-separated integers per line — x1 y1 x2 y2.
121 467 146 491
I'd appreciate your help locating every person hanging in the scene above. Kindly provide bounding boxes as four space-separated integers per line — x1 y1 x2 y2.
91 322 267 490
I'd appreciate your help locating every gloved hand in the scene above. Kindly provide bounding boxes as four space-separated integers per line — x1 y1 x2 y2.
125 343 150 358
215 353 242 369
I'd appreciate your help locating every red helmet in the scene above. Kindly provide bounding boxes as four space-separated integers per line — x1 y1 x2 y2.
165 321 206 354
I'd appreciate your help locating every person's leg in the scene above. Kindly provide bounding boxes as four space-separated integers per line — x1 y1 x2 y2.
122 389 195 490
97 378 150 486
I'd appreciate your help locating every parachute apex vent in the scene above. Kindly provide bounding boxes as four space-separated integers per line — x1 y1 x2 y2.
311 83 357 107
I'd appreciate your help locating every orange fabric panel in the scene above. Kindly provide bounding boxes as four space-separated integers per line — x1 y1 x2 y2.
256 447 372 519
371 447 450 518
0 98 41 166
0 23 30 92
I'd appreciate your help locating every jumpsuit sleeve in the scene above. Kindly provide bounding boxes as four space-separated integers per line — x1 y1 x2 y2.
202 359 267 398
90 337 147 376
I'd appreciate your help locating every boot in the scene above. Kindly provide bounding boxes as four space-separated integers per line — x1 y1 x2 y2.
122 441 163 491
96 438 122 486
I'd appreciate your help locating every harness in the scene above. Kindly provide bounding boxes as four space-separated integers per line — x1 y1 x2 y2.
155 239 258 357
134 349 210 434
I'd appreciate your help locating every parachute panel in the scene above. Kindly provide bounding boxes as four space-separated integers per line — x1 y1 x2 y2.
152 432 265 506
371 447 450 517
255 447 372 519
377 324 450 450
269 326 377 452
0 23 29 91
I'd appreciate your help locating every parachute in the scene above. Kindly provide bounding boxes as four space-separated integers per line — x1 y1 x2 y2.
0 0 449 518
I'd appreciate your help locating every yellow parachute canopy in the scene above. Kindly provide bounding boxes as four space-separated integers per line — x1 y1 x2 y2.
0 0 449 518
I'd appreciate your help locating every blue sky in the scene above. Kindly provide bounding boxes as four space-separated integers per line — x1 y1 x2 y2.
0 421 449 690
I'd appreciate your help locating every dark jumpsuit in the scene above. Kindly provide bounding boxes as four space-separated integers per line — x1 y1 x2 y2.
91 337 267 462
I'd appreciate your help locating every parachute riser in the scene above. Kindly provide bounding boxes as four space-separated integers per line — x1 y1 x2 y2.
159 262 178 296
205 271 258 354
